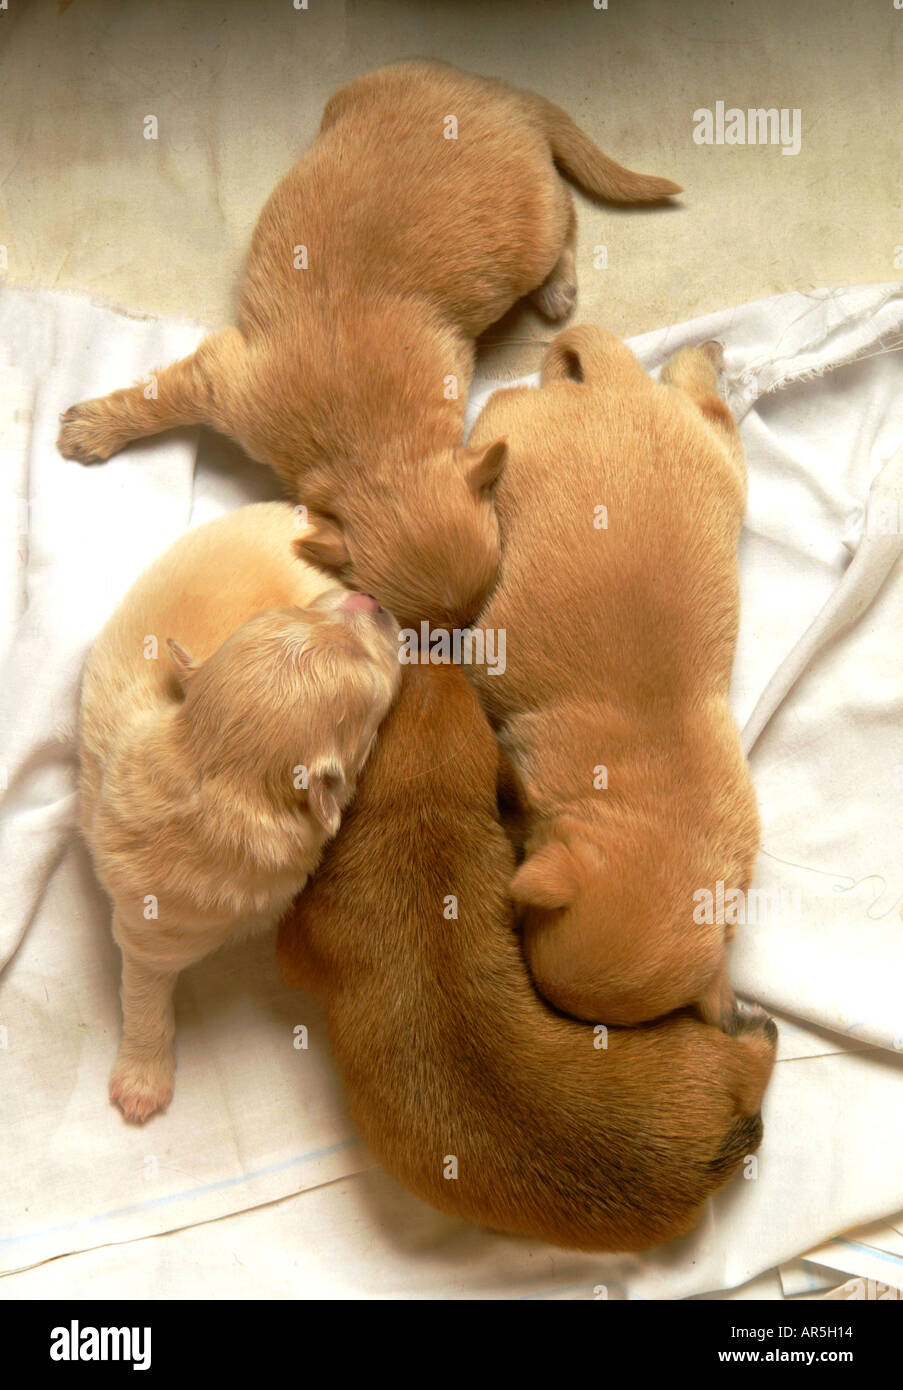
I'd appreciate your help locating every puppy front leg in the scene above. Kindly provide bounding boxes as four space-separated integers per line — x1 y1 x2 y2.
110 948 179 1123
57 326 246 464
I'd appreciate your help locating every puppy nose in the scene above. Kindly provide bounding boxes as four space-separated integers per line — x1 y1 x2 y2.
340 591 381 614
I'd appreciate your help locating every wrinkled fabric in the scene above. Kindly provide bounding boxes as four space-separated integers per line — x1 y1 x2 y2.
1 283 901 1297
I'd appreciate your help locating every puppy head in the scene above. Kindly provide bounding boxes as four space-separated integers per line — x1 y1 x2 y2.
167 589 400 836
511 821 735 1028
295 439 506 629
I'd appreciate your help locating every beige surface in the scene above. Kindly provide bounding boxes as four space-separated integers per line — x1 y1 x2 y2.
0 0 899 377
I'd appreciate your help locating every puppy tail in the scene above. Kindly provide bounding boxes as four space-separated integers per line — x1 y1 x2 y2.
536 97 682 203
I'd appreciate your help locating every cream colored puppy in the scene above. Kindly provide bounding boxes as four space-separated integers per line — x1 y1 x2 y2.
78 503 399 1122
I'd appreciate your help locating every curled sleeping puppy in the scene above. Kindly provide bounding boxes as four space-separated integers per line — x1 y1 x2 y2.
58 59 679 627
78 502 399 1122
469 326 757 1030
276 663 777 1252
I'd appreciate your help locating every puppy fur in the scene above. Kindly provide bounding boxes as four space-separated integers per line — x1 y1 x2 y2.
277 664 776 1252
78 502 399 1121
469 327 758 1030
57 60 680 627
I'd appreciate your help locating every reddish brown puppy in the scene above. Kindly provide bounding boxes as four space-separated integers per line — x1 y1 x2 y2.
277 664 776 1252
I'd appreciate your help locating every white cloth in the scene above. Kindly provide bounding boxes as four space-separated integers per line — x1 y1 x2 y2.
1 283 902 1298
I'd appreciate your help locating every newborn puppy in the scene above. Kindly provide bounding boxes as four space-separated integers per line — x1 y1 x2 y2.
469 327 756 1030
277 664 775 1251
78 503 399 1122
57 59 679 627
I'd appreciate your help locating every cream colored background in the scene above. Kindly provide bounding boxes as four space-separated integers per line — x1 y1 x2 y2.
1 0 900 375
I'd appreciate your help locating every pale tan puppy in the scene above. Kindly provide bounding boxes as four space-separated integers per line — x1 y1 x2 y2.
469 327 756 1030
58 60 680 627
78 503 400 1122
278 664 776 1252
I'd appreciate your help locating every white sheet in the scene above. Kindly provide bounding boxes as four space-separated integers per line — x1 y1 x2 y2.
1 283 901 1298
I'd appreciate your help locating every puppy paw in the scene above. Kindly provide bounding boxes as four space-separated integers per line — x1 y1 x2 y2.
531 275 578 323
57 400 128 464
527 258 577 322
726 1005 778 1116
110 1049 174 1123
726 1004 778 1052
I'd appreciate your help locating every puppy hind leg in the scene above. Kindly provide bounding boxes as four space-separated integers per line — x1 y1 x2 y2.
110 943 179 1123
57 326 247 465
529 195 578 322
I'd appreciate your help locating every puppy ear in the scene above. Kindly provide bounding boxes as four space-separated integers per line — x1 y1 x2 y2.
295 513 351 577
307 763 346 838
510 840 576 911
464 438 507 497
166 638 199 695
540 325 628 386
539 329 586 386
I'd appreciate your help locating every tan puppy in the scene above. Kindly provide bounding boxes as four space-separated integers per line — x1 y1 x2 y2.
469 326 757 1030
57 60 680 627
277 664 776 1252
78 503 399 1122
